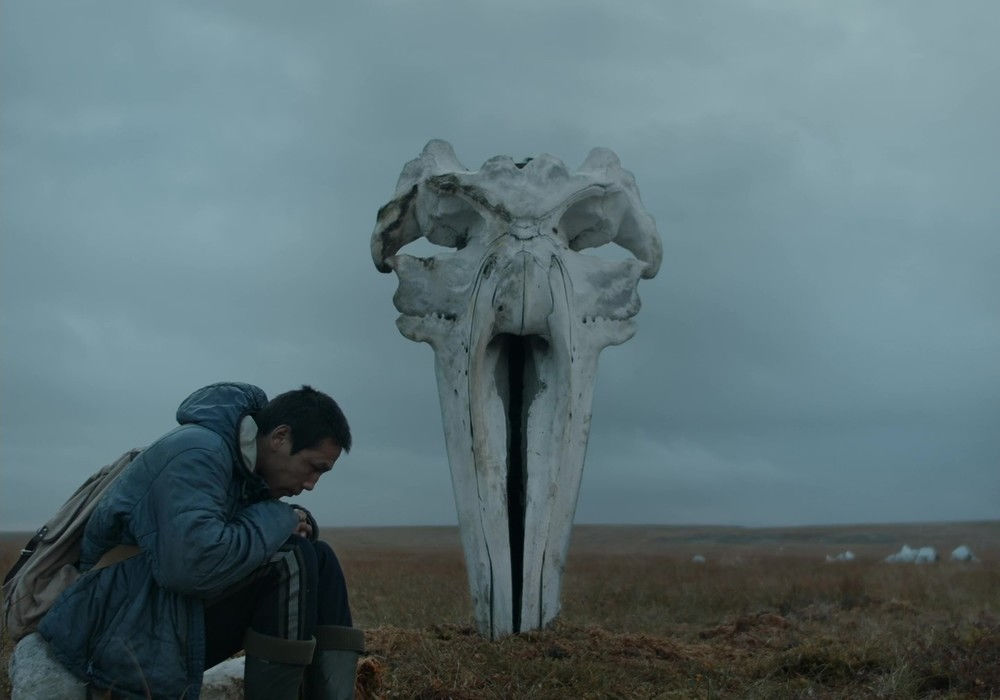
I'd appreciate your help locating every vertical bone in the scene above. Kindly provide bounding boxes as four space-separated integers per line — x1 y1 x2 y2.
372 141 661 638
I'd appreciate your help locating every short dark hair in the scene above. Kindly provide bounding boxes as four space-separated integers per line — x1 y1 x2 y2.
255 385 352 454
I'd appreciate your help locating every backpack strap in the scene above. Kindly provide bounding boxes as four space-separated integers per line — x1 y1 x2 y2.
91 545 142 572
2 526 49 586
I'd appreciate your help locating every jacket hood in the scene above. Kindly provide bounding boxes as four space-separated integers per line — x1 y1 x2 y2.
176 382 268 447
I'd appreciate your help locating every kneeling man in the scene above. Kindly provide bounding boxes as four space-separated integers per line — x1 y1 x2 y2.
39 382 363 699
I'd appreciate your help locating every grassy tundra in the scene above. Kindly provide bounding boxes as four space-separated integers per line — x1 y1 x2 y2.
2 522 999 698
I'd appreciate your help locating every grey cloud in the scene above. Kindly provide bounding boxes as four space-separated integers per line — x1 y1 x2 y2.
2 0 998 529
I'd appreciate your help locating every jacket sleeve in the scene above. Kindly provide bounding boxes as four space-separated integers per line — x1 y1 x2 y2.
138 445 298 598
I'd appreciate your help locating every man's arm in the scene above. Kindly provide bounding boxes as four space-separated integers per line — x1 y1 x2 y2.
137 446 298 598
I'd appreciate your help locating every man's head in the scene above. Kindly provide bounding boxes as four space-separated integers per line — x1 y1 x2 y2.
253 385 352 498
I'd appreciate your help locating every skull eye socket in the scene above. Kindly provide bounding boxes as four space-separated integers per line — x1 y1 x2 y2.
558 190 636 262
406 190 486 254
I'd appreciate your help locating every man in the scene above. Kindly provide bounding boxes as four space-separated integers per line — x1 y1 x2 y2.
38 382 363 699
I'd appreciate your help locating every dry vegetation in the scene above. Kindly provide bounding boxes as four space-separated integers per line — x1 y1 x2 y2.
2 522 999 699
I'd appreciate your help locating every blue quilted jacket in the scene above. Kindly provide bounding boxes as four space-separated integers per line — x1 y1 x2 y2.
39 382 298 698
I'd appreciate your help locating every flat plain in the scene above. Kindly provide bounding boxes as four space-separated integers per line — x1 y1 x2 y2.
2 521 998 698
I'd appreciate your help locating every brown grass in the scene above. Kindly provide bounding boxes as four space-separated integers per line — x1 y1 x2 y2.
3 522 999 699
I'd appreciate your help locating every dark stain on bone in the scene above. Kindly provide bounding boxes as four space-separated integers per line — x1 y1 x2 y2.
374 184 418 273
426 174 512 222
375 183 416 223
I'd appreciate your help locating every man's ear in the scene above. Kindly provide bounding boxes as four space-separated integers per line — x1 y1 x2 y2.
268 424 292 449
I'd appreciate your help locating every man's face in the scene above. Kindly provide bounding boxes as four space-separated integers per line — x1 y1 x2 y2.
256 425 342 498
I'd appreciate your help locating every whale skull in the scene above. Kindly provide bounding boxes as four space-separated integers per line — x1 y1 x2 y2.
372 140 661 638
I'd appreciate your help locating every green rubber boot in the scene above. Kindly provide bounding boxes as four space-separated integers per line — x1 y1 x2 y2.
303 625 366 700
242 628 316 700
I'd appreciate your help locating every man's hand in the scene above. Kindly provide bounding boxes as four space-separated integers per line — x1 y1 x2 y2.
290 505 317 541
294 509 312 538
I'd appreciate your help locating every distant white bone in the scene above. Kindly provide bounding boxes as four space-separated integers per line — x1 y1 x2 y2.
950 545 978 562
885 545 938 563
825 550 855 562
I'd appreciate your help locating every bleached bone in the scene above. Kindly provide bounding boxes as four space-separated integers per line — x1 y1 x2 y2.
372 140 661 638
950 545 978 562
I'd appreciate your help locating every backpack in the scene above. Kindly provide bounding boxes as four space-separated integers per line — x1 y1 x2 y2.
2 448 143 641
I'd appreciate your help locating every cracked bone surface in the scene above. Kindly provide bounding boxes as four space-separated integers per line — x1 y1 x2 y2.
372 140 662 638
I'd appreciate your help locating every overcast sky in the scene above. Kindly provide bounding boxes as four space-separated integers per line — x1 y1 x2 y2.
2 1 998 530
